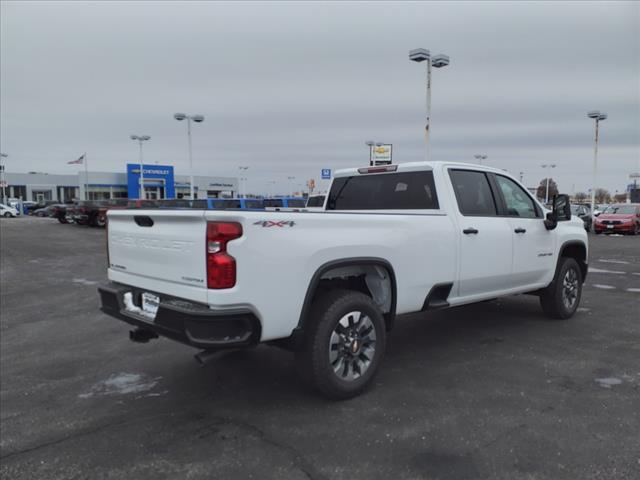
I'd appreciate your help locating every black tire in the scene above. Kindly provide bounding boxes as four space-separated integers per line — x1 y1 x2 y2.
3 212 11 218
95 215 106 228
295 289 386 400
58 217 68 224
539 257 582 320
633 223 640 236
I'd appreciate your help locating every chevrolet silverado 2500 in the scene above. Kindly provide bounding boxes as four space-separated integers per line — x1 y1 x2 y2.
99 162 588 399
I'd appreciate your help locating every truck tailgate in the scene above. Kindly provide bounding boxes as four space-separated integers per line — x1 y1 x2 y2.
107 210 207 300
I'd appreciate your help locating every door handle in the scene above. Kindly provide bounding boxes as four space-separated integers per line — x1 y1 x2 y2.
514 228 526 234
463 228 479 235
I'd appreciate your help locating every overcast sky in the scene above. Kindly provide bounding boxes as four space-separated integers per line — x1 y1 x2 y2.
1 1 639 195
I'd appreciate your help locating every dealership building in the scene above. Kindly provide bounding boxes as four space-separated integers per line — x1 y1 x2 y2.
3 164 238 202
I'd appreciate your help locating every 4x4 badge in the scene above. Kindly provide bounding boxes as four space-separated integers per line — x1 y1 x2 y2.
253 220 296 228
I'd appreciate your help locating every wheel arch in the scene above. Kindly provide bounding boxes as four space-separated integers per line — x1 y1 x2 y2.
558 240 588 280
290 257 397 348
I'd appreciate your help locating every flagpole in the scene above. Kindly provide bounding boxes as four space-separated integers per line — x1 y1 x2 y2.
84 152 88 200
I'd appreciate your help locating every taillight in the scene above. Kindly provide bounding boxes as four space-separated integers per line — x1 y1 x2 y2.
206 222 242 289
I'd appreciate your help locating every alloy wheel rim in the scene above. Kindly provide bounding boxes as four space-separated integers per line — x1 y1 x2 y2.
562 268 579 310
329 311 376 381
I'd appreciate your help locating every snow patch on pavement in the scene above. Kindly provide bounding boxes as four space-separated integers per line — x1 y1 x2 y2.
595 377 623 389
79 373 161 398
73 278 99 286
626 288 640 293
591 284 615 290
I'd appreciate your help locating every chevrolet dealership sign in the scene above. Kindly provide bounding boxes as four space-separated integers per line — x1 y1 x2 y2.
372 144 392 165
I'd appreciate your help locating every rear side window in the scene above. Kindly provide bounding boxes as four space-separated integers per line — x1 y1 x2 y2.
449 170 497 216
306 195 325 207
327 171 439 210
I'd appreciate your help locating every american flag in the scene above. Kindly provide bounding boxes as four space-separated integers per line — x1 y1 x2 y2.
68 154 85 165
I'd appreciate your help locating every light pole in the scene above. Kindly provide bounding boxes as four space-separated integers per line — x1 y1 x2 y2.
174 113 204 199
130 135 151 199
474 154 487 165
587 111 607 213
365 141 375 166
238 166 249 197
0 153 7 204
287 176 296 196
541 164 556 204
409 48 450 161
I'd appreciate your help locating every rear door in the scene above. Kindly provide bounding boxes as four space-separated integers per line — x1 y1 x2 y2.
448 169 513 298
107 209 208 301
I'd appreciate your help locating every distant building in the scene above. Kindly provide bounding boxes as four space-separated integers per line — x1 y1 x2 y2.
4 163 238 202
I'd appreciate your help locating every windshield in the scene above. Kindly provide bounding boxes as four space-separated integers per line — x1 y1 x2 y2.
603 205 637 215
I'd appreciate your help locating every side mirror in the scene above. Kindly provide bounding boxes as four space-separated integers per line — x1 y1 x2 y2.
554 194 571 221
544 194 571 230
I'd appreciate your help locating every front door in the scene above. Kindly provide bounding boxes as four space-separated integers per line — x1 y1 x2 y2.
448 169 513 298
492 174 556 288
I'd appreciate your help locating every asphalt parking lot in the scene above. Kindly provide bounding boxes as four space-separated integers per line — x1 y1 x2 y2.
1 216 639 480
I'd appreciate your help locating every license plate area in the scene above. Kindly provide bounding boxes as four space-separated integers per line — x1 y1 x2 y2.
607 224 614 229
141 292 160 318
123 291 160 320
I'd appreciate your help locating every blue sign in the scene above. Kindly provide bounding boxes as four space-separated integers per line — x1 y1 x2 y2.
321 168 331 179
126 164 176 199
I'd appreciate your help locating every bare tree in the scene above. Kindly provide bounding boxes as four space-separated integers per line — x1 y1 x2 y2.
574 191 588 202
536 178 559 201
595 188 610 203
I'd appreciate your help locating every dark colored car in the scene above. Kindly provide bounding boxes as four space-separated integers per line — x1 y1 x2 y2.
48 204 71 223
593 204 640 235
571 204 592 232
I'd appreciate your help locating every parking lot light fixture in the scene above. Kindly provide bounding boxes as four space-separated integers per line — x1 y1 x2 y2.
130 135 151 199
474 154 487 165
541 164 557 204
365 141 375 166
174 113 205 199
409 48 450 162
0 152 7 205
238 166 249 197
587 111 607 213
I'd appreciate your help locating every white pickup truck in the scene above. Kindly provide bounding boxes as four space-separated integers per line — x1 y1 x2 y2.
99 162 588 399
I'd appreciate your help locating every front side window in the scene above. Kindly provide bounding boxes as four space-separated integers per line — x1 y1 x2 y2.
495 175 539 218
327 171 439 210
448 170 497 216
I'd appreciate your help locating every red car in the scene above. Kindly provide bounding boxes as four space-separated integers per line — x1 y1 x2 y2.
593 203 640 235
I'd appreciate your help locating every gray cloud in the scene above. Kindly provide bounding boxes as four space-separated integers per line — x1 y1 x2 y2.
1 0 638 195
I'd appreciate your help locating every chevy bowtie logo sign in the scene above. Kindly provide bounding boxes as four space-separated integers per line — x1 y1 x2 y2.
374 146 389 154
253 220 296 228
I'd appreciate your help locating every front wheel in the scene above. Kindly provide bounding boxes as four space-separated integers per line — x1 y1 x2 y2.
295 290 386 400
3 212 11 218
540 257 582 319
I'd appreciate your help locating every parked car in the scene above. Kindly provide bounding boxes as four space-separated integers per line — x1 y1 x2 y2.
21 201 39 215
48 204 72 223
0 203 19 217
32 206 50 217
99 161 588 399
571 204 592 232
593 203 640 235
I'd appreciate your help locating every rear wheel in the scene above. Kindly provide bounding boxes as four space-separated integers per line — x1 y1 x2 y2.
95 215 106 227
540 257 582 319
295 290 386 400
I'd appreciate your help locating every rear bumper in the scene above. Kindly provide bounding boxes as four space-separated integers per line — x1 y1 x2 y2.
98 282 261 350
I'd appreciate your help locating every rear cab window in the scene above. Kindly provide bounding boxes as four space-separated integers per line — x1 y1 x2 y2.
326 171 439 210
